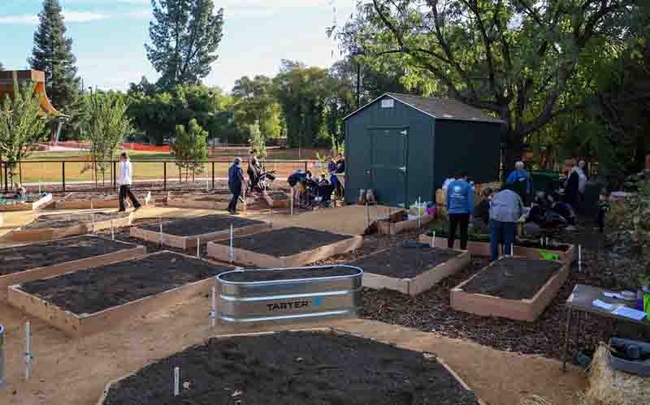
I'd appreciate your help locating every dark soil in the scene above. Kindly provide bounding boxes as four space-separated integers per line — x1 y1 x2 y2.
218 227 353 257
141 215 264 236
268 191 289 200
102 331 480 405
0 236 136 275
426 228 572 251
20 252 230 314
350 246 460 279
460 257 563 300
220 266 361 282
24 212 130 229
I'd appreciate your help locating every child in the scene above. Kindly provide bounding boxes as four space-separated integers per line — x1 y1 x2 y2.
597 190 610 233
14 183 27 199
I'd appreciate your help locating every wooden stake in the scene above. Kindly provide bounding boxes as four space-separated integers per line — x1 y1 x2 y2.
159 219 164 246
196 238 200 259
211 286 217 327
173 366 180 396
432 231 436 248
578 244 582 272
25 322 32 381
90 199 95 234
110 220 115 240
417 196 422 228
290 187 294 215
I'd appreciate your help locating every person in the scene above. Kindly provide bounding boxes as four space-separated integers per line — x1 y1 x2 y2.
597 190 610 233
506 161 532 204
228 157 244 214
575 159 588 211
327 157 337 174
247 150 262 192
563 160 580 208
446 171 474 250
13 183 27 199
118 152 141 212
489 185 523 261
524 192 548 236
472 187 493 234
335 154 345 173
442 175 457 190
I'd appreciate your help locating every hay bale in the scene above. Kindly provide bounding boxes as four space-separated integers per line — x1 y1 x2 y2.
586 344 650 405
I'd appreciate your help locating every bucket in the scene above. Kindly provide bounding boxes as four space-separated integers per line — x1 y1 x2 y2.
0 325 4 389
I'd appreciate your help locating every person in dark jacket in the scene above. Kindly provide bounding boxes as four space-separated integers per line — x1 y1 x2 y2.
563 160 580 209
228 157 245 214
446 171 474 250
472 187 493 234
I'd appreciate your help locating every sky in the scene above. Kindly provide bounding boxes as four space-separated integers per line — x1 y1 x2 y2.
0 0 356 92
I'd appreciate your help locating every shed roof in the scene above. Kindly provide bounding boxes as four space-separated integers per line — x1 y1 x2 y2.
344 92 504 124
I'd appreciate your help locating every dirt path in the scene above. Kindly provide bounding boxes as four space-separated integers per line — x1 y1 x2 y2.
0 294 585 405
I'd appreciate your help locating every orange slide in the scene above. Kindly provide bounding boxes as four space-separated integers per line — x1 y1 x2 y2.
0 69 63 117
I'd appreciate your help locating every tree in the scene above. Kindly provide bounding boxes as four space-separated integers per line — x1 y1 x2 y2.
146 0 224 89
84 92 131 185
28 0 80 113
171 118 208 181
232 75 283 140
340 0 638 164
0 73 51 186
247 121 266 158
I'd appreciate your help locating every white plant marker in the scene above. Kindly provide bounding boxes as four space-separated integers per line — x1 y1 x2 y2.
417 197 422 228
159 219 164 246
196 238 201 259
210 286 217 327
229 224 234 263
110 220 115 240
206 179 209 192
511 243 514 257
173 367 180 396
25 322 32 381
431 231 436 248
578 244 582 272
90 199 95 234
38 181 42 195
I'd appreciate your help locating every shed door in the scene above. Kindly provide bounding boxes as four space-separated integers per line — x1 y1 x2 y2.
369 128 408 205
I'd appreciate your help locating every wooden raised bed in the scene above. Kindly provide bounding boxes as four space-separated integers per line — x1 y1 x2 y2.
0 193 52 212
418 233 575 262
130 214 270 250
96 328 485 405
0 235 145 301
8 251 230 337
52 192 154 210
165 190 235 211
450 257 570 321
351 245 470 295
376 211 434 235
208 226 363 267
3 212 134 243
262 190 290 208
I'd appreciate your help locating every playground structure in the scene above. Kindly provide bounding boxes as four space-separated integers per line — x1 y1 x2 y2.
0 70 66 143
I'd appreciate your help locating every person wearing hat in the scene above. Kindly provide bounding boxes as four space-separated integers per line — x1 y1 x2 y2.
228 157 244 214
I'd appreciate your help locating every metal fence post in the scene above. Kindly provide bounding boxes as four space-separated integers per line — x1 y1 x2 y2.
211 161 215 190
62 161 66 192
163 161 167 191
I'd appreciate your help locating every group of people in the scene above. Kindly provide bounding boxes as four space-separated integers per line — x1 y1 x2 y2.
446 171 523 261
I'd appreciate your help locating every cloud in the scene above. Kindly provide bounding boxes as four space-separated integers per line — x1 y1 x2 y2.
126 9 152 19
0 11 109 25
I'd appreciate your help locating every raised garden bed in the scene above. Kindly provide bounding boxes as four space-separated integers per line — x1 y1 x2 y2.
97 330 482 405
0 235 144 301
418 231 574 262
216 266 363 325
8 251 230 336
0 193 52 211
208 226 363 267
262 190 290 208
166 190 234 210
350 245 470 296
376 210 434 235
130 214 270 250
3 211 134 243
450 257 570 321
52 192 154 210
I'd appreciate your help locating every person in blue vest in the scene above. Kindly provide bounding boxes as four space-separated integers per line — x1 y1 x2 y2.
446 171 474 250
228 157 244 214
506 161 532 204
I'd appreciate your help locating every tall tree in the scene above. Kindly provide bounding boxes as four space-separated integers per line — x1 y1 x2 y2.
341 0 637 163
146 0 224 89
0 74 51 185
232 75 282 140
28 0 80 112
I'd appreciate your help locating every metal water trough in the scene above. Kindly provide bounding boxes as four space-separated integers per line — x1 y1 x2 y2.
215 265 363 325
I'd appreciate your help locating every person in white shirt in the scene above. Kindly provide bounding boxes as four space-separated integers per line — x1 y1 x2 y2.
118 152 141 212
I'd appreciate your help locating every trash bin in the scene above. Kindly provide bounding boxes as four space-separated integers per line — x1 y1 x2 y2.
530 170 561 195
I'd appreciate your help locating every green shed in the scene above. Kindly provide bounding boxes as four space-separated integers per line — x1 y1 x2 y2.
344 93 505 206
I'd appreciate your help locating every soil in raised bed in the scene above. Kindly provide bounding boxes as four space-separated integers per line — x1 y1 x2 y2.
141 215 264 236
217 226 353 257
19 252 230 314
350 246 460 279
220 266 360 282
102 331 480 405
24 212 130 229
267 191 288 200
0 236 135 276
460 257 564 300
